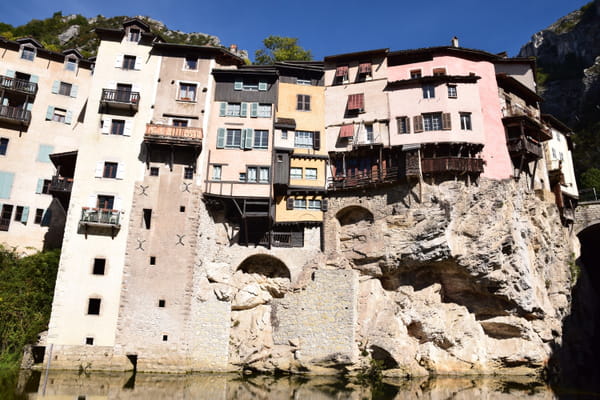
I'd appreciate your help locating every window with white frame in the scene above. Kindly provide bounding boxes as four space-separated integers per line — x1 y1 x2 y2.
294 131 313 148
21 47 35 61
297 78 311 85
447 84 457 98
111 119 125 135
172 119 188 127
254 130 269 149
259 167 269 183
178 83 197 101
257 103 271 117
59 82 73 96
65 58 77 71
226 129 242 148
226 102 241 116
185 56 198 70
423 113 442 131
305 168 317 180
212 165 222 180
290 167 303 179
128 28 140 42
51 108 67 123
122 55 136 70
422 85 435 99
460 112 472 130
365 124 374 142
308 199 322 210
247 167 257 182
293 198 306 209
297 94 310 111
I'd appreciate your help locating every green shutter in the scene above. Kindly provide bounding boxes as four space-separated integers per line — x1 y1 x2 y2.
5 70 15 78
21 206 29 223
240 102 247 117
0 171 15 199
258 81 267 91
26 102 33 111
234 80 242 90
29 75 39 84
240 129 246 149
35 178 44 194
244 129 254 149
65 111 73 124
219 102 226 117
51 80 60 94
216 128 225 148
70 84 78 98
250 102 258 118
36 145 54 163
46 106 54 120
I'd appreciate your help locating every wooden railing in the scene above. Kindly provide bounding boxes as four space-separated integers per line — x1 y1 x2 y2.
421 157 484 174
145 124 203 140
0 105 31 123
101 89 140 105
49 176 73 192
0 75 37 95
507 137 543 159
504 105 537 119
328 166 401 190
80 208 120 226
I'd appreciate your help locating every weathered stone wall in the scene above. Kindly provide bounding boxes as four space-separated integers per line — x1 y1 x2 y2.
575 201 600 234
272 269 358 364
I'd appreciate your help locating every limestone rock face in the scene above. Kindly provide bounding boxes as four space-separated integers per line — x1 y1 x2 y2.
58 25 80 45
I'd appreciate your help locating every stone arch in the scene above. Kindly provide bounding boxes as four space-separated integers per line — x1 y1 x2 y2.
369 345 399 369
335 205 374 226
237 254 291 280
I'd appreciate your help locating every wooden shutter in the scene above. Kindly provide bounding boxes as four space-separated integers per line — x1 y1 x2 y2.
116 163 126 179
114 197 122 212
87 194 97 208
51 80 60 94
286 197 294 210
240 102 247 117
216 128 225 148
0 172 15 199
219 102 226 117
70 84 78 98
101 119 110 134
5 70 15 78
250 102 258 118
244 128 254 149
65 111 73 124
95 161 104 178
35 178 44 194
134 57 142 70
46 106 54 120
115 54 123 68
234 80 242 90
123 120 133 136
406 117 411 133
413 116 424 132
21 206 29 223
442 113 452 130
321 199 328 212
29 75 39 84
258 81 267 91
26 102 33 111
313 131 320 150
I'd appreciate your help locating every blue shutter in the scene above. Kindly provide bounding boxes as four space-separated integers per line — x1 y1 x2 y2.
29 75 39 84
240 129 246 149
35 178 44 194
240 102 247 118
216 128 225 148
26 102 33 111
46 106 54 120
5 70 15 78
65 111 73 124
36 145 54 163
41 208 52 226
70 84 78 98
51 80 60 94
250 102 258 118
258 81 267 91
21 206 29 223
219 102 226 117
234 81 242 91
0 171 15 199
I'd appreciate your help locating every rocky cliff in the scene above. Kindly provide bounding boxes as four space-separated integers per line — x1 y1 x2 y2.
199 179 576 377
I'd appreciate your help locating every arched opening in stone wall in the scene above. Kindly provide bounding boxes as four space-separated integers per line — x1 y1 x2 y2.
237 254 291 280
335 206 381 266
336 206 374 226
370 345 399 370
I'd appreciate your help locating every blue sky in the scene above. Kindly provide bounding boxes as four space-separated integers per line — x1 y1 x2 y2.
0 0 590 60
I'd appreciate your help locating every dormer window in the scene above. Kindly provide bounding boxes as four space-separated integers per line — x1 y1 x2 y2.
65 57 77 71
21 47 35 61
334 65 349 85
128 28 140 42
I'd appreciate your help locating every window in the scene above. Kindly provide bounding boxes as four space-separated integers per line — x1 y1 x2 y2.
42 179 51 194
14 206 23 222
1 205 13 231
397 117 410 134
242 81 259 91
111 120 125 135
162 335 168 342
97 195 114 210
103 162 118 178
180 206 185 212
226 102 241 117
178 83 197 101
212 165 222 180
158 300 166 308
410 69 422 79
293 199 306 209
122 55 136 70
150 167 159 176
254 130 269 149
308 199 322 210
184 167 194 179
334 65 349 85
460 113 472 130
290 167 303 179
422 85 435 99
259 167 269 183
143 209 152 229
297 78 311 85
93 258 106 275
85 337 94 345
65 58 77 71
357 62 372 82
297 95 310 111
239 172 246 182
21 47 35 61
34 208 44 224
423 113 442 131
295 131 313 148
172 119 188 127
433 68 446 76
257 103 271 117
365 124 374 142
247 167 257 182
87 298 101 315
447 85 457 98
185 56 198 70
347 93 364 112
51 108 67 123
226 129 242 148
128 28 140 42
59 82 72 96
150 256 156 265
0 138 8 155
305 168 317 180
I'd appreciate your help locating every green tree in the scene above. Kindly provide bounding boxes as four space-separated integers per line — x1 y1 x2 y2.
254 35 312 65
580 168 600 189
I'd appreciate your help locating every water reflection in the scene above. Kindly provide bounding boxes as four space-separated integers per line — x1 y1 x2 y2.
12 370 561 399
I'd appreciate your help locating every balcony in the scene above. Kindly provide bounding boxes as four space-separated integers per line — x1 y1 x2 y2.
421 157 484 174
258 231 304 248
49 176 73 193
100 89 139 113
79 207 121 238
328 167 401 191
0 105 31 125
507 136 543 161
503 106 552 142
0 75 38 96
144 123 203 146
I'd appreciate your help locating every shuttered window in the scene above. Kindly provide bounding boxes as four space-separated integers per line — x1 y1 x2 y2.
347 93 364 111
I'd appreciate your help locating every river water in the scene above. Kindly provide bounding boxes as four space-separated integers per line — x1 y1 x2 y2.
2 369 596 399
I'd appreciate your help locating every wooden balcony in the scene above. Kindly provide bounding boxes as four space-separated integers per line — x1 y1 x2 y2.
503 106 552 142
100 89 139 112
49 176 73 193
0 105 31 125
421 157 484 174
507 136 543 161
144 123 203 146
0 75 37 96
328 167 401 191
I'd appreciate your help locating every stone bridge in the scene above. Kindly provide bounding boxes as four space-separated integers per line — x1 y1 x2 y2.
575 201 600 235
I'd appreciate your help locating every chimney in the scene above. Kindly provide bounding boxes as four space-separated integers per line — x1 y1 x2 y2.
229 44 238 53
451 36 459 48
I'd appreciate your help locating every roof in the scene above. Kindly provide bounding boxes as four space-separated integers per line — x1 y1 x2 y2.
151 42 244 65
324 48 388 63
542 114 572 134
386 74 480 89
496 73 543 103
388 46 503 65
0 36 94 69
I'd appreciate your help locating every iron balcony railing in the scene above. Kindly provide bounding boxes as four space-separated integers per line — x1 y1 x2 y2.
0 105 31 124
421 157 484 174
49 176 73 192
80 208 121 226
101 89 140 106
0 75 38 95
145 123 203 140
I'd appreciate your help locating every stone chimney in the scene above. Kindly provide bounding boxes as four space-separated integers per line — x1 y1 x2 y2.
451 36 459 48
229 44 238 53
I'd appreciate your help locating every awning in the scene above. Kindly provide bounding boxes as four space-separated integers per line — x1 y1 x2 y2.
335 65 349 77
347 93 364 110
359 62 372 74
274 117 296 129
339 124 354 138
